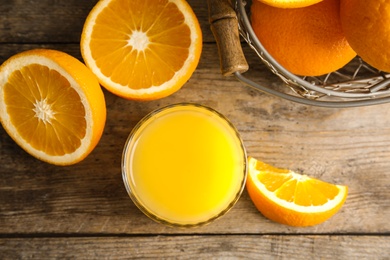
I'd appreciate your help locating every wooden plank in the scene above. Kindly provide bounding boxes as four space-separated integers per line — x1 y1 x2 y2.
1 235 389 259
1 43 390 234
0 0 97 43
0 0 212 43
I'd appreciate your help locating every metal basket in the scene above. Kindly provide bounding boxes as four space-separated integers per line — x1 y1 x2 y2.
208 0 390 107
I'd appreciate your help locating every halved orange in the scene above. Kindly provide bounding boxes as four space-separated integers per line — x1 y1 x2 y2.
246 157 348 227
0 49 106 166
254 0 323 8
80 0 202 101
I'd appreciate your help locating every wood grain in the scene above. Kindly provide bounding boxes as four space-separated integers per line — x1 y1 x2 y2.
1 236 389 259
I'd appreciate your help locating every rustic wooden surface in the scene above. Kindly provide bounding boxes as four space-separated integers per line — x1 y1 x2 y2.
1 0 390 258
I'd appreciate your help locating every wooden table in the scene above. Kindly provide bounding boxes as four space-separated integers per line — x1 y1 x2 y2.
1 0 389 258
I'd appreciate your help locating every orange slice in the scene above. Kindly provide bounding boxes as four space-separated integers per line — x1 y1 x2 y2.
254 0 323 8
80 0 202 101
246 157 348 227
0 49 106 166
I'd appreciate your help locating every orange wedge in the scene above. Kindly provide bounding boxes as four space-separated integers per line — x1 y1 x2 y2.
0 49 106 166
80 0 202 101
246 157 348 227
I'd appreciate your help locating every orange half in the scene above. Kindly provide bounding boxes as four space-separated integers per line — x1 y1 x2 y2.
0 49 106 165
80 0 202 100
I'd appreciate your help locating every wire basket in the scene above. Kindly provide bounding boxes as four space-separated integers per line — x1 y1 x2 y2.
208 0 390 107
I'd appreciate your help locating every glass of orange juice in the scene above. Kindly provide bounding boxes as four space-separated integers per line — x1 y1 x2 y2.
122 103 247 227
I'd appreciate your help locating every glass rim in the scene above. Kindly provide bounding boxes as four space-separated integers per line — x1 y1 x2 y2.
121 102 248 228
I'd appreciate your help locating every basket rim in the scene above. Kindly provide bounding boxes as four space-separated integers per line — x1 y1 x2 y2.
234 0 390 106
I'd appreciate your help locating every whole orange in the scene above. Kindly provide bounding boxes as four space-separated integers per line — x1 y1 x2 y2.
251 0 356 76
340 0 390 72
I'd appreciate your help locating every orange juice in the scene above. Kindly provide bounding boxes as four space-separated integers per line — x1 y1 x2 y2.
122 103 247 227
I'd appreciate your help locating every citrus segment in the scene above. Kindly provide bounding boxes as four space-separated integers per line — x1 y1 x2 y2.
246 157 348 227
81 0 202 100
0 49 106 165
254 0 323 8
251 0 356 76
340 0 390 73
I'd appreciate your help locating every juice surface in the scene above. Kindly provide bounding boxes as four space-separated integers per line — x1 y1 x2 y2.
123 104 246 225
